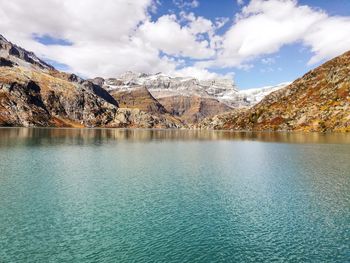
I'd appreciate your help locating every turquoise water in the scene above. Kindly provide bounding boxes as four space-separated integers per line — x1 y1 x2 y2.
0 128 349 262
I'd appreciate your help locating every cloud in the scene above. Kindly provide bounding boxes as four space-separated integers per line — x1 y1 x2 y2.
173 66 232 80
304 16 350 65
261 57 276 65
206 0 350 68
173 0 199 9
0 0 223 80
0 0 158 76
138 14 215 59
0 0 349 82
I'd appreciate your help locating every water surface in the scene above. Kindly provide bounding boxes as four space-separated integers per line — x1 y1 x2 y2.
0 128 349 262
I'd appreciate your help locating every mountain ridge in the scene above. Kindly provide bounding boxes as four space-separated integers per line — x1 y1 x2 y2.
0 34 349 131
198 51 350 132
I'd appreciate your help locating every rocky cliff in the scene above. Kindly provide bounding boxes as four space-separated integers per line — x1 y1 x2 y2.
198 51 350 132
109 86 167 114
158 95 232 123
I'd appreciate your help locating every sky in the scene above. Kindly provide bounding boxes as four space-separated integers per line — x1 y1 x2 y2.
0 0 349 89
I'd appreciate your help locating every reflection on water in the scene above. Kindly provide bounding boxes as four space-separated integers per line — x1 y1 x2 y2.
1 127 350 147
0 128 349 262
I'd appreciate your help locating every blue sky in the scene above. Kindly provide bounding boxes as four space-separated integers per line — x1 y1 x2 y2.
1 0 350 89
150 0 350 88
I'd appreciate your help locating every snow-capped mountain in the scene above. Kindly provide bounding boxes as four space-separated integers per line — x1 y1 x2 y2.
221 82 291 107
99 71 237 99
94 71 289 108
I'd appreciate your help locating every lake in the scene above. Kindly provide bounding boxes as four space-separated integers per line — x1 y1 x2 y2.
0 128 349 262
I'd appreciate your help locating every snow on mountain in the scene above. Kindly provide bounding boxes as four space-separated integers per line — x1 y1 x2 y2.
222 82 291 107
95 71 289 108
0 34 54 71
102 71 237 99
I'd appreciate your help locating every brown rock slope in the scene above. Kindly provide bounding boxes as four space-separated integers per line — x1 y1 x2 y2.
158 95 232 123
199 51 350 132
0 66 183 128
110 86 167 114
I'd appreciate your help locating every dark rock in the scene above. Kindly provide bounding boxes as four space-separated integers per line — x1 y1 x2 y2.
0 58 14 67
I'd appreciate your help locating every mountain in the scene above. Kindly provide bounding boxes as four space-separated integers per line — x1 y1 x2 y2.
2 34 347 132
198 51 350 132
220 82 291 107
0 35 53 71
0 35 183 128
103 71 238 100
97 71 288 108
107 85 167 114
96 73 288 122
158 96 232 123
90 73 237 122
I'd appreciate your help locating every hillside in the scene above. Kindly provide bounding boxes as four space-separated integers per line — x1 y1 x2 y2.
158 95 232 123
199 51 350 132
109 86 167 114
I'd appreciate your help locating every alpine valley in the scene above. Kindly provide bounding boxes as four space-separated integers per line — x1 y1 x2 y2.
0 34 349 131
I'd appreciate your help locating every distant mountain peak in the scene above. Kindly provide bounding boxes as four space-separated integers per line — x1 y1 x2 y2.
96 72 288 108
0 34 54 71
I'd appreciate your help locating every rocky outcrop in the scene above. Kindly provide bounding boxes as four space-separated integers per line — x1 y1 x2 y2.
0 66 183 128
0 34 54 71
112 108 183 128
109 86 166 114
158 95 232 123
0 57 15 67
0 67 114 127
198 51 350 132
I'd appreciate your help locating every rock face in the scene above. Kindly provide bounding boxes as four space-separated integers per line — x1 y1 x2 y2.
0 67 183 128
0 35 54 71
109 86 167 114
158 95 232 123
0 66 116 127
198 51 350 132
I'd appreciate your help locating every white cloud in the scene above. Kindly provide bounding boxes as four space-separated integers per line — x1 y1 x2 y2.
206 0 350 68
138 14 215 59
173 0 199 9
179 12 227 50
261 57 276 65
237 0 244 6
0 0 349 82
215 17 230 29
173 66 231 80
0 0 160 77
0 0 223 79
304 16 350 65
